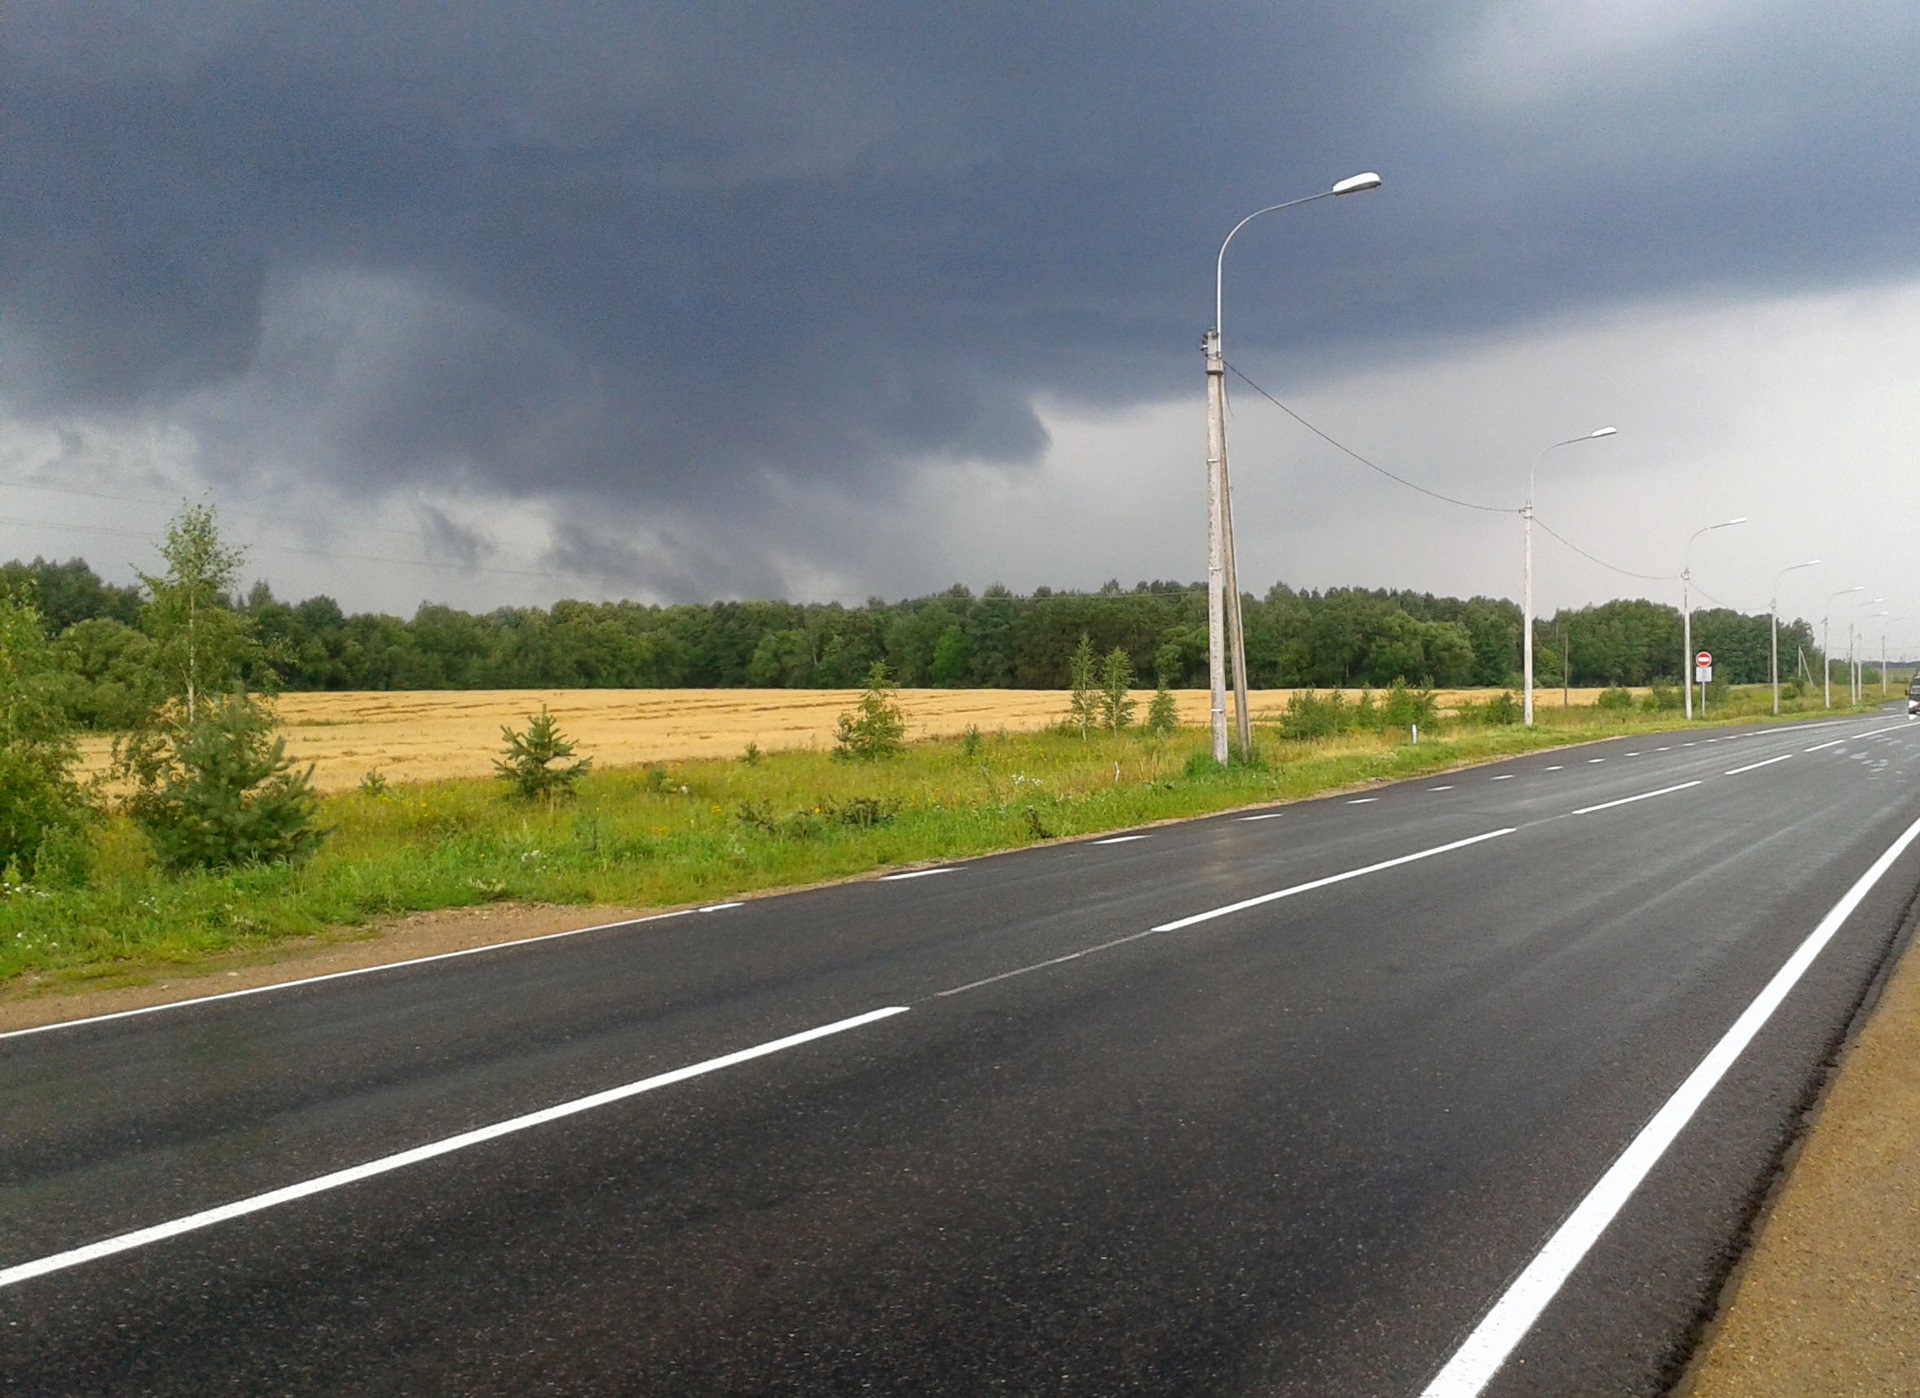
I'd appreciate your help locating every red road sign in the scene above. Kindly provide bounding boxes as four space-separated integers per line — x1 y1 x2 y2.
1696 650 1712 666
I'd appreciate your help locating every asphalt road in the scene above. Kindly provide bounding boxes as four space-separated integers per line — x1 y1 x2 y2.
7 710 1920 1395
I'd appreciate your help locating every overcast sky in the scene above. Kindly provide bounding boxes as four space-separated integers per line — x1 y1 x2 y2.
5 2 1919 645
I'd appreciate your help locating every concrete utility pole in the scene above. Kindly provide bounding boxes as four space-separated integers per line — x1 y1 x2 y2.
1849 599 1885 706
1824 586 1865 707
1680 517 1745 719
1770 559 1820 715
1204 171 1380 764
1523 429 1616 726
1203 327 1231 766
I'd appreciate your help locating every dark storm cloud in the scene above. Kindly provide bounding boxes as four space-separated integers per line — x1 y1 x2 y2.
5 2 1919 522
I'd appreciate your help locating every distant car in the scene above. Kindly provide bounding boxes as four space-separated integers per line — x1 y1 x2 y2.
1907 676 1920 716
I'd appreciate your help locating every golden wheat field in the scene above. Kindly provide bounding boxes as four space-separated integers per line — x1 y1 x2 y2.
76 686 1618 794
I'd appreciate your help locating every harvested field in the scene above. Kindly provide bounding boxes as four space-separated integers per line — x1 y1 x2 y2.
77 686 1620 794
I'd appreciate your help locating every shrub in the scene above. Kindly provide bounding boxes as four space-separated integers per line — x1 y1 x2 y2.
833 662 908 760
1642 679 1683 712
1 587 90 878
125 695 326 870
1145 683 1179 736
495 706 592 802
1460 690 1521 726
1596 687 1635 712
1282 690 1350 740
1353 686 1380 731
1382 678 1437 730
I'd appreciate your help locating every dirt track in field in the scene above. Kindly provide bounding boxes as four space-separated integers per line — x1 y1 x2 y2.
78 686 1613 793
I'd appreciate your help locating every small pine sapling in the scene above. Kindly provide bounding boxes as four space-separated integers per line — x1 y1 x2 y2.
496 706 592 802
833 662 907 760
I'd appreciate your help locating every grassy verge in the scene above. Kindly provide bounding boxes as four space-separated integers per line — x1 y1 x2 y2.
1 686 1885 993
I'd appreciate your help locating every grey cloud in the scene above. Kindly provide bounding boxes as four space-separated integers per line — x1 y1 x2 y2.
4 2 1919 601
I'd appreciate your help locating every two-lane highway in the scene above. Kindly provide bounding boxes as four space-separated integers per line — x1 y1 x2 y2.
6 711 1920 1393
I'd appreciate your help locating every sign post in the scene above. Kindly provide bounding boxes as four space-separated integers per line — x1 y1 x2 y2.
1694 650 1713 716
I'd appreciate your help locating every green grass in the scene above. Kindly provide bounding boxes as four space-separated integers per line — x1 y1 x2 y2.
0 685 1886 993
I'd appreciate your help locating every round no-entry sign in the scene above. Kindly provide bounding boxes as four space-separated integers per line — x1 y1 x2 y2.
1696 650 1712 667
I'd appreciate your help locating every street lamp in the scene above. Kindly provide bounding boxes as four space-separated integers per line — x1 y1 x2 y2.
1205 170 1381 764
1681 517 1746 720
1823 586 1865 707
1522 428 1617 726
1771 559 1820 715
1881 618 1906 698
1850 600 1886 705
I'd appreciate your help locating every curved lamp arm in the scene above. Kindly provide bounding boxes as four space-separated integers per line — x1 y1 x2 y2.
1215 172 1381 340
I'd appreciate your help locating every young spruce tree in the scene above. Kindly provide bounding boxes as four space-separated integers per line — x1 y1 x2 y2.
833 662 907 760
496 707 593 803
120 505 324 869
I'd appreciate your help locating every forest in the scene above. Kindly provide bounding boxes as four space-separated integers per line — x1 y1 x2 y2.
3 552 1822 729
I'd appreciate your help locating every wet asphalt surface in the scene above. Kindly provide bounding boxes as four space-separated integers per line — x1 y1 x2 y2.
6 710 1920 1395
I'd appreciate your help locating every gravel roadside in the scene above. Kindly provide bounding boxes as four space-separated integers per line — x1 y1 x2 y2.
1678 925 1920 1393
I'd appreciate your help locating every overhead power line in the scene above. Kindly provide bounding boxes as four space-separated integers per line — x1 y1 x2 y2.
1224 360 1694 588
1224 360 1512 515
1530 517 1678 584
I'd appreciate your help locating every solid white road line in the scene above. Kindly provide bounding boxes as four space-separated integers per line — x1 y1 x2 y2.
878 868 956 881
1725 754 1793 776
1569 781 1701 817
1091 835 1149 845
1149 829 1515 934
0 1006 912 1292
699 902 744 913
1420 810 1920 1397
0 907 702 1042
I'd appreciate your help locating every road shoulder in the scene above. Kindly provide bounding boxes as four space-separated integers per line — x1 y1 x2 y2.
0 901 654 1034
1679 920 1920 1393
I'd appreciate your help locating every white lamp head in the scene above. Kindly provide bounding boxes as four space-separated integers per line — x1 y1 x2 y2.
1331 171 1383 195
1589 427 1618 438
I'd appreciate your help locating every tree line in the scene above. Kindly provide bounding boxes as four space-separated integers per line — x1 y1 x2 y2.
3 551 1821 730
